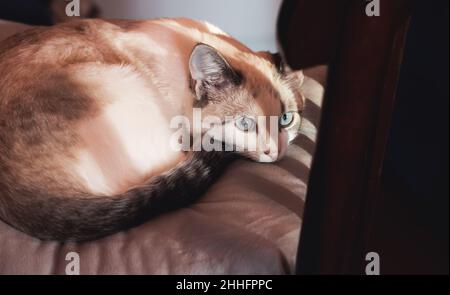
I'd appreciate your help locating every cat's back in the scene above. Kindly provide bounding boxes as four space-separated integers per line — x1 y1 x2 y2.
0 19 216 198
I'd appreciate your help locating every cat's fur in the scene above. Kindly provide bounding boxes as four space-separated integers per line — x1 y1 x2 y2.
0 18 304 241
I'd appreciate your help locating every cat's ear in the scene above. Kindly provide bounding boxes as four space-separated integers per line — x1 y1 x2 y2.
290 70 305 110
268 52 286 75
189 44 240 98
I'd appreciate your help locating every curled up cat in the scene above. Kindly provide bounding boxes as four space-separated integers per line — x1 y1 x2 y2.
0 18 305 241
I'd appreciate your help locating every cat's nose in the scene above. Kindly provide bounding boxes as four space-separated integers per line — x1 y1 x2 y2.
264 149 271 155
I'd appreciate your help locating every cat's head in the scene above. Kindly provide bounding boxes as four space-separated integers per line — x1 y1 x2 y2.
189 43 304 163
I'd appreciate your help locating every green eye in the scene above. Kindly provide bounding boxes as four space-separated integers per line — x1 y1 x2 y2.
280 112 295 127
235 116 256 132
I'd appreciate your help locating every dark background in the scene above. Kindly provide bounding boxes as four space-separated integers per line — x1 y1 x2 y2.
385 0 449 225
0 0 53 25
375 0 449 274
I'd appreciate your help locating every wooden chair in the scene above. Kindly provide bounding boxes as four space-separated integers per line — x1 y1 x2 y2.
278 0 412 274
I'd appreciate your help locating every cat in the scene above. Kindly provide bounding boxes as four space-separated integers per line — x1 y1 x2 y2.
0 18 305 241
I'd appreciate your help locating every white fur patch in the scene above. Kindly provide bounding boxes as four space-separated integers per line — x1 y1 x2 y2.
70 64 185 195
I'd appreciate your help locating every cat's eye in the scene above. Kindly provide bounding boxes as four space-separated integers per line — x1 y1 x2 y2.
279 112 295 128
235 116 256 132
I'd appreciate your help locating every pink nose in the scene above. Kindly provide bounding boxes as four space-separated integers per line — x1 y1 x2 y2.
264 149 271 155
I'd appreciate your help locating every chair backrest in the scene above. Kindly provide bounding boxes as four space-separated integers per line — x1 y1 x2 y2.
278 0 412 274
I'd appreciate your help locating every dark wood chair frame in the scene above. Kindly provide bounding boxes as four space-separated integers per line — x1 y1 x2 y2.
278 0 412 274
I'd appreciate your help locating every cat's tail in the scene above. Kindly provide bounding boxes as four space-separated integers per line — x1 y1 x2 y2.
1 151 234 242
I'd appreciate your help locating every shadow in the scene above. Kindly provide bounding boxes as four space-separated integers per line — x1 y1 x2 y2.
222 168 305 217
